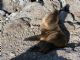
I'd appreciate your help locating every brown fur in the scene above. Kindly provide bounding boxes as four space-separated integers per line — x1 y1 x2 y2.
30 10 69 53
39 10 68 48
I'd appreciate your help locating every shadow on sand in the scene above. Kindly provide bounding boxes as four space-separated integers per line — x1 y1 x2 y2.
11 49 67 60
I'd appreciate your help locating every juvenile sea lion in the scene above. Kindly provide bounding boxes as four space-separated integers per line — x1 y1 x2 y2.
32 9 69 53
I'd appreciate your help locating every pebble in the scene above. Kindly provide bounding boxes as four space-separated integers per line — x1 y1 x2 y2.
9 52 16 58
0 10 5 16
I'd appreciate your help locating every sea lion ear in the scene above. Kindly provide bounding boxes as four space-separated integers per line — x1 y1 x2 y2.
55 10 59 14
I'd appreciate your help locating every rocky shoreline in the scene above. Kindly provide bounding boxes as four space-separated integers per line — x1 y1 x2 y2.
0 0 80 60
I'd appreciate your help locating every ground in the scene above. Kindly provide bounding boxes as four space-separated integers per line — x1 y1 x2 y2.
0 0 80 60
